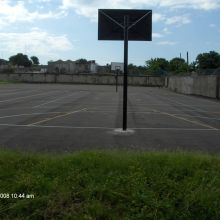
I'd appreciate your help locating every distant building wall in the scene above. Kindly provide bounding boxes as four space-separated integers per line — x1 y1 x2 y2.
0 64 10 72
0 64 9 69
218 77 220 99
48 60 98 74
0 65 47 74
97 65 111 74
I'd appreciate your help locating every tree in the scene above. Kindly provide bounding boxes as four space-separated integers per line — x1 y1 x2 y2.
189 61 197 72
169 57 188 74
145 58 169 75
128 63 147 75
9 53 32 67
30 56 39 65
76 58 88 64
196 51 220 69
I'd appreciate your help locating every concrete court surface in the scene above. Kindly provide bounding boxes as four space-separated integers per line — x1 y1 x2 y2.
0 83 220 153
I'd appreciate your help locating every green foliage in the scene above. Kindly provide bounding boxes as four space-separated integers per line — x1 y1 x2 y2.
169 57 188 74
76 58 88 64
9 53 32 67
196 51 220 69
0 150 220 219
145 58 169 75
189 61 197 72
30 56 39 65
128 63 147 75
0 80 16 84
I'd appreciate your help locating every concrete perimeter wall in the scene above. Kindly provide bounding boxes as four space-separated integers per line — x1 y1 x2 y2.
167 75 220 98
0 73 164 87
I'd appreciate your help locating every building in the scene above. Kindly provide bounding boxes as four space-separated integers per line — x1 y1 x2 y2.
48 59 98 74
0 59 9 73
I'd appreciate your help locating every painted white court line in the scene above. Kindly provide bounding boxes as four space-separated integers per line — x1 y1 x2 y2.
33 92 83 108
158 95 208 112
173 114 220 121
162 88 220 105
83 102 220 107
0 112 65 119
31 106 121 110
0 123 219 131
160 111 217 130
0 107 49 111
151 89 220 106
131 127 220 131
28 108 87 126
0 91 55 103
84 108 220 114
84 110 160 114
146 95 219 130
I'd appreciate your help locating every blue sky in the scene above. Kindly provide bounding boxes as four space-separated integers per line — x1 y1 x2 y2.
0 0 220 66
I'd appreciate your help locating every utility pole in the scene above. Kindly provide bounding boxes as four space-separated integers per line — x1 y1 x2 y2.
187 51 189 72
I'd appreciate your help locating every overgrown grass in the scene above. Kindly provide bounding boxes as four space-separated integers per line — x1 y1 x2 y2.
0 150 220 219
0 80 16 84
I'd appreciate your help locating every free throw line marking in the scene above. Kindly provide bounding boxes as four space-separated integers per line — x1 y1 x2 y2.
28 108 87 126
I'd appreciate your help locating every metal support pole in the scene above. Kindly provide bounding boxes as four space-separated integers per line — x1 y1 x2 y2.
115 70 118 92
186 51 189 65
123 15 129 130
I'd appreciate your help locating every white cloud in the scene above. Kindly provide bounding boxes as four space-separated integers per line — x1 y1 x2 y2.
159 0 220 10
152 33 163 38
0 0 65 28
28 0 52 2
209 23 216 28
153 13 165 22
162 27 172 34
0 29 73 58
165 15 191 26
38 0 52 2
61 0 158 21
157 41 177 45
61 0 220 22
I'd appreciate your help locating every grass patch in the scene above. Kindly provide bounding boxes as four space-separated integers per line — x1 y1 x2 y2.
0 150 220 219
0 80 16 84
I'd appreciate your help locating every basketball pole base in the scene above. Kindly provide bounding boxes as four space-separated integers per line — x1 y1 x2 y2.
111 128 135 136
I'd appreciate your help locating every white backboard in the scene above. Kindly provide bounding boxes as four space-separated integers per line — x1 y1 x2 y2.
111 62 124 73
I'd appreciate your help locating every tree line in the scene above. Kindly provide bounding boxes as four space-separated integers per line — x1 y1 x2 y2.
146 51 220 75
1 55 90 67
130 50 220 75
1 50 220 74
1 53 39 67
